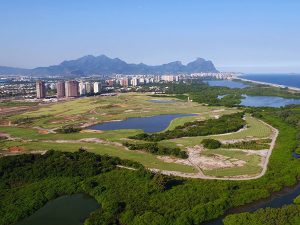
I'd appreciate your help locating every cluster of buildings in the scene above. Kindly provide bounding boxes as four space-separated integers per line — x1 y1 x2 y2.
190 72 237 79
27 72 238 99
105 75 180 87
36 80 102 99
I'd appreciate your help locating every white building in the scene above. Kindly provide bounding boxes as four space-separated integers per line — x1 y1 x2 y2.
79 82 86 95
131 77 139 86
94 82 101 93
161 75 174 82
85 82 92 94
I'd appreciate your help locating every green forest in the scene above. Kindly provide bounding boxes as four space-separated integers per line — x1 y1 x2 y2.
1 105 300 225
131 112 245 141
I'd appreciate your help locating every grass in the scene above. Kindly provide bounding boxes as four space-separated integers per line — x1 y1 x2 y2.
2 93 268 177
0 140 196 173
9 93 238 129
164 115 273 148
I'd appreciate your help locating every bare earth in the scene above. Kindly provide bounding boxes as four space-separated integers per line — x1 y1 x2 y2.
154 119 279 180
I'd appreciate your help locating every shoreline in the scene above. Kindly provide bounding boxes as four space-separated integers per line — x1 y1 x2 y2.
234 76 300 92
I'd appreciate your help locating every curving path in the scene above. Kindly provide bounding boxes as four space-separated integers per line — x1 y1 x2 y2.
150 119 279 180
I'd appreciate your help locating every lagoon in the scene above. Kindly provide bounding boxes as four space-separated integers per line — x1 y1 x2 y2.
206 80 249 89
240 95 300 107
89 114 196 133
16 194 99 225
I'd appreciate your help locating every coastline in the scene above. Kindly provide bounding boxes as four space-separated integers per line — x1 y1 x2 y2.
234 76 300 92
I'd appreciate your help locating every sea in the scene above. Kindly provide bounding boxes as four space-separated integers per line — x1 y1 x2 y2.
239 74 300 89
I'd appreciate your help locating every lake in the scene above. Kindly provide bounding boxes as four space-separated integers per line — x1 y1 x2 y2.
240 94 300 107
89 114 196 133
206 80 249 89
16 194 99 225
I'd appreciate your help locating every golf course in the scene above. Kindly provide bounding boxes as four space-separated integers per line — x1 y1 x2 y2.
0 93 277 179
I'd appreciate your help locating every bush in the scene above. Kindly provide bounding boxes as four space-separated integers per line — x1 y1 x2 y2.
57 126 82 133
201 139 221 149
123 142 188 159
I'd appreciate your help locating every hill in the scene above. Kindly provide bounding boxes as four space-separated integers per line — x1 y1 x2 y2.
0 55 218 76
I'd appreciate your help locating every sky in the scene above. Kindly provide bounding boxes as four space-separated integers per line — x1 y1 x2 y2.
0 0 300 73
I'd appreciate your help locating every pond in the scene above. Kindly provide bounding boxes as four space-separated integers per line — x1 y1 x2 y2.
292 152 300 159
240 94 300 107
148 99 177 104
89 114 196 133
16 194 99 225
206 80 249 89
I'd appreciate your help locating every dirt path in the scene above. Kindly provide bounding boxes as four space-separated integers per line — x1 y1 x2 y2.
155 119 279 180
1 118 279 181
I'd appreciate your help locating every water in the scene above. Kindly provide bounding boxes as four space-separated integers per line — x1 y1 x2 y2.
217 95 228 99
240 74 300 89
206 80 249 89
240 94 300 107
149 99 177 104
16 194 99 225
207 183 300 225
292 152 300 159
89 114 196 133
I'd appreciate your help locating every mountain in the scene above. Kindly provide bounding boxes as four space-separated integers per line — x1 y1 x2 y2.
0 55 218 76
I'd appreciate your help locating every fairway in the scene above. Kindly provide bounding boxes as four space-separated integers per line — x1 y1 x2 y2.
0 93 277 179
10 93 238 129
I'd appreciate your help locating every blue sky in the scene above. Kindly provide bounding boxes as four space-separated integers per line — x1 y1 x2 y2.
1 0 300 72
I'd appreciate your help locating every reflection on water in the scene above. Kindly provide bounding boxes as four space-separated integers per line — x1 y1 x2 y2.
206 80 249 89
240 95 300 107
16 194 99 225
89 114 196 133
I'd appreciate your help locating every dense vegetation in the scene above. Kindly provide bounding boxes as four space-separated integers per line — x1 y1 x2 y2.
1 108 300 225
223 205 300 225
131 112 245 141
201 139 221 149
56 125 82 133
0 150 144 225
123 142 188 159
153 81 300 107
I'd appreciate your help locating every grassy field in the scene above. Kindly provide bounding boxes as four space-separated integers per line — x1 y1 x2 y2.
163 114 272 148
0 140 197 173
9 93 238 129
0 93 271 177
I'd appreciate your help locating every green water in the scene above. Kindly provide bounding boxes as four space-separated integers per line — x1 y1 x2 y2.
16 194 99 225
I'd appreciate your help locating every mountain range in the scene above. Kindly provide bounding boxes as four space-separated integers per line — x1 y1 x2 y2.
0 55 218 76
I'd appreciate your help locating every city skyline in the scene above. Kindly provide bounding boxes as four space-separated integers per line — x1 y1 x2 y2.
1 0 300 73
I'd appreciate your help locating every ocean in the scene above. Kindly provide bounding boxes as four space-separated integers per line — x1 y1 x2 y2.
239 74 300 89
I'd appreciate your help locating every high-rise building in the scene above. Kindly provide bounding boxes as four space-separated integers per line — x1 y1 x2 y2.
79 81 86 95
36 81 46 99
107 79 114 87
154 75 161 82
120 78 129 87
65 80 79 97
85 82 93 94
161 75 174 82
131 77 139 86
56 81 65 98
94 82 102 93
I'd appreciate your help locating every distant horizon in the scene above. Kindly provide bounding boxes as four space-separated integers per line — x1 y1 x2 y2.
1 53 300 74
1 1 300 73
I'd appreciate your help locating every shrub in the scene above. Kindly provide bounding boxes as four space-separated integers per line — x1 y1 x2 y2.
201 139 221 149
